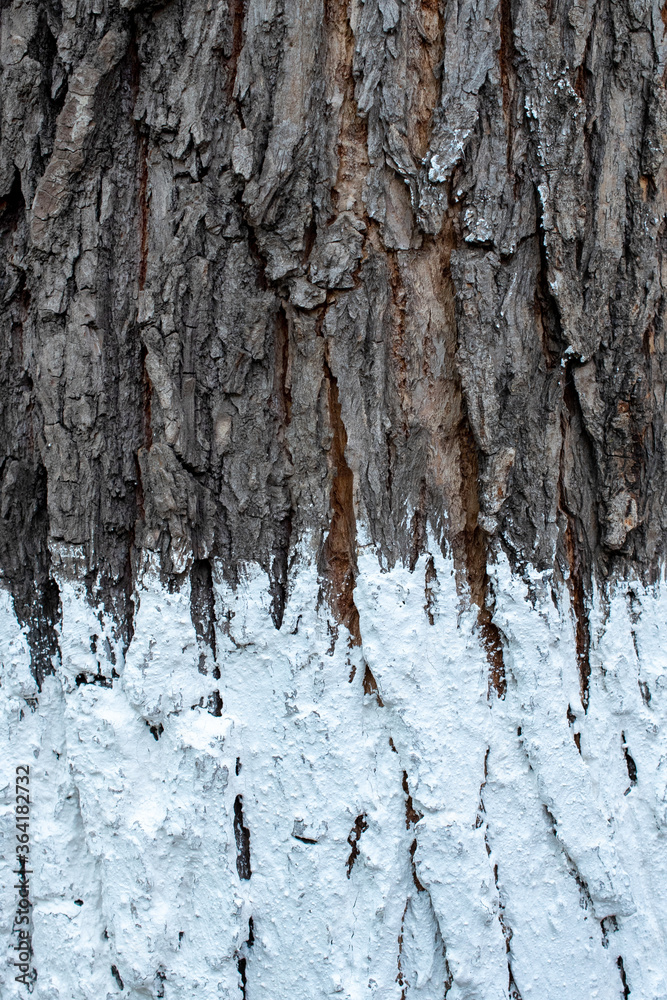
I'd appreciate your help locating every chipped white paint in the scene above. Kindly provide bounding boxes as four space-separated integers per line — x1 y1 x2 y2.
2 540 667 998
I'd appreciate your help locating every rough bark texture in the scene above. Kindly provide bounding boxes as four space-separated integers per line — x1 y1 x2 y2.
3 0 667 997
4 0 667 651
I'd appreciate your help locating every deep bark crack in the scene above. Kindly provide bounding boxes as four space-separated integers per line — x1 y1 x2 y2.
320 351 361 645
234 795 252 881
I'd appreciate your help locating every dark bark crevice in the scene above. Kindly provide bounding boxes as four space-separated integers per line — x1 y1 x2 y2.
233 795 252 881
190 557 216 656
617 955 630 999
559 363 596 711
455 406 507 697
346 812 368 877
0 168 60 689
268 305 293 630
319 349 361 645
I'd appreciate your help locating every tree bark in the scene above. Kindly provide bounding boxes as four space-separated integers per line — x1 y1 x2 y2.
1 0 667 996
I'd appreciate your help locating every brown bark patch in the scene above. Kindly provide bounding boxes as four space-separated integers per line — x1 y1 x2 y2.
346 812 368 876
479 611 507 698
137 133 149 291
402 770 423 827
325 0 370 215
227 0 247 99
362 664 384 705
498 0 516 142
455 412 507 697
320 353 361 644
407 0 446 162
409 839 426 892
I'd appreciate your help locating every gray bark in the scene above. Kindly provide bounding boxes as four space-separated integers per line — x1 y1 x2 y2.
1 0 666 696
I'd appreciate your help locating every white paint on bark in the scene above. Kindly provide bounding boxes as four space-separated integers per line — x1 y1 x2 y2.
2 541 667 998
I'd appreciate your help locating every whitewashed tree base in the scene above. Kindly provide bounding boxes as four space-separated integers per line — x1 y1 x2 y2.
2 539 666 999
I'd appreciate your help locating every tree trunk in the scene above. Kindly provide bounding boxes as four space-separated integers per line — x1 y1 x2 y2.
1 0 666 996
